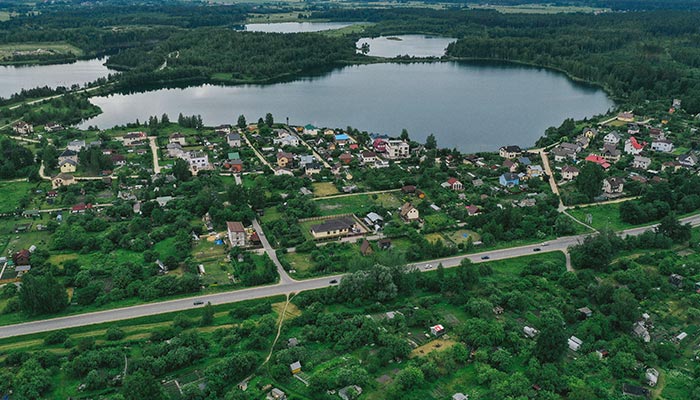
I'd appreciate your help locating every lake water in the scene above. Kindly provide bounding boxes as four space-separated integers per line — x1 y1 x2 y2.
357 35 456 58
81 61 613 152
0 58 113 99
241 22 353 33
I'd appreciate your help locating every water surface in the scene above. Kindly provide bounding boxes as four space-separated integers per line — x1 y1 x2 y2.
0 58 113 99
357 35 456 58
242 22 353 33
81 62 613 152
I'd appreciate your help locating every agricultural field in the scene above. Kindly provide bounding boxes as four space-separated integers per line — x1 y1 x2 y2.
0 42 83 61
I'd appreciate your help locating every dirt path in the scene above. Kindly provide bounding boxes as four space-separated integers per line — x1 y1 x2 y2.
262 292 296 366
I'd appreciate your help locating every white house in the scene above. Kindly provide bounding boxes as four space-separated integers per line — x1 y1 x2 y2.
561 165 579 180
499 145 522 159
604 132 621 145
385 140 410 159
227 221 246 247
67 140 86 152
169 133 187 146
632 155 651 170
624 137 646 155
651 139 674 153
187 151 210 171
603 177 624 194
226 133 241 148
678 153 698 167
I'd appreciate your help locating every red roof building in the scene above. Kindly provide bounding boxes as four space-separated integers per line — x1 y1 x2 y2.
585 154 611 169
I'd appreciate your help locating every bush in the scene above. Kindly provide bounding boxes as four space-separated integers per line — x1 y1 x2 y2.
106 327 125 341
44 330 69 345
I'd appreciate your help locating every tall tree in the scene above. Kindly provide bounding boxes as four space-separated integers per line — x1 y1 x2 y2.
533 309 567 363
18 273 68 315
575 163 604 201
265 112 274 127
237 114 247 129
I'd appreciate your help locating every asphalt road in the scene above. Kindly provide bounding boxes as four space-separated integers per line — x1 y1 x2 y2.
2 214 700 339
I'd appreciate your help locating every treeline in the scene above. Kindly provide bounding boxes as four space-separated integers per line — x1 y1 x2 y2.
316 8 700 114
620 173 700 225
0 138 36 179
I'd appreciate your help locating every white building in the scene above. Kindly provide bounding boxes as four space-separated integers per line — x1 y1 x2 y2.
385 140 410 159
651 139 674 153
227 221 246 247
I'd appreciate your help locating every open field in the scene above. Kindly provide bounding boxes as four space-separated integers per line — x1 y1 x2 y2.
0 11 10 22
0 42 83 61
0 180 41 213
468 4 610 14
567 203 630 232
311 182 339 197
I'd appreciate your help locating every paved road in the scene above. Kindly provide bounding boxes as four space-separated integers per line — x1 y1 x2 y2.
148 137 162 174
2 214 700 339
251 219 295 284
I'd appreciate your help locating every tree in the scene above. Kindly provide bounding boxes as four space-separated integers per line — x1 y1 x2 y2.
400 129 409 141
200 302 214 326
237 114 247 129
19 273 68 315
656 214 691 243
575 163 604 201
455 258 479 290
265 112 274 127
425 133 437 149
533 310 567 363
395 366 424 390
122 370 166 400
172 158 192 182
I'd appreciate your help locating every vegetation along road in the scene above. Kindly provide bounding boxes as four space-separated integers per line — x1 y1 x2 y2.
2 213 699 339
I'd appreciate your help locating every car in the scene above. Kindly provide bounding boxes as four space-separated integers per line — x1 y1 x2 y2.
481 255 490 260
424 264 433 269
533 248 541 252
329 279 338 284
193 301 204 305
541 242 549 246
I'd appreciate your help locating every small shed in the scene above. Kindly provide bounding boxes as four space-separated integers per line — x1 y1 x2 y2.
568 336 583 352
290 361 302 374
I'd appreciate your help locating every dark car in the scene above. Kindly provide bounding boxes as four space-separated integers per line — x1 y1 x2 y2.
533 248 541 252
481 255 490 260
329 279 338 284
193 301 204 305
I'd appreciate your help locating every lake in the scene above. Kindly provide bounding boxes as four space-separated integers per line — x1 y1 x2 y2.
357 35 456 58
0 58 113 99
81 61 613 152
241 22 353 33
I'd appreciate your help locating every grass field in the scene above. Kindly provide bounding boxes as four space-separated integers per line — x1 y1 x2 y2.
314 191 401 216
468 4 609 14
312 182 339 197
567 203 630 231
321 23 373 37
0 180 40 213
0 42 83 61
0 11 10 22
444 229 481 244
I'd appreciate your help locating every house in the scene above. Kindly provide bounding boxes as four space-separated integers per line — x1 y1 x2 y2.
385 140 410 159
622 384 650 398
502 159 518 172
51 173 75 189
523 326 539 338
12 121 33 135
602 143 621 162
226 133 241 148
290 361 302 374
119 131 147 146
518 156 532 166
58 149 78 165
582 127 598 138
603 132 621 145
334 133 351 145
276 152 294 168
561 165 579 180
111 154 126 166
465 205 480 216
304 162 322 176
339 153 353 165
223 159 243 172
560 142 581 154
169 133 187 146
378 239 392 250
596 349 609 359
339 385 363 400
578 307 593 318
288 338 299 348
71 203 93 213
669 273 684 288
360 239 373 256
310 217 356 239
215 124 232 134
646 368 659 387
584 154 611 169
360 151 377 164
187 151 210 171
273 134 300 147
568 336 583 352
628 123 640 135
156 196 174 207
60 159 78 173
499 173 520 187
267 388 287 400
550 145 576 162
399 202 420 222
632 321 651 343
662 161 682 172
430 324 445 337
527 164 544 179
499 145 522 159
303 124 319 136
575 135 590 149
632 155 651 170
624 137 646 155
364 212 384 230
445 177 463 191
44 122 63 133
373 138 387 153
452 394 469 400
651 139 674 153
678 153 698 167
617 112 635 122
675 332 688 342
227 221 246 247
603 177 624 194
12 249 31 266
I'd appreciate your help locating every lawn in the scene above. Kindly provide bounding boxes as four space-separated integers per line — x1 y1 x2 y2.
281 252 314 275
0 180 43 213
567 203 632 231
311 182 339 197
314 193 384 216
0 42 83 61
444 229 481 244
